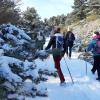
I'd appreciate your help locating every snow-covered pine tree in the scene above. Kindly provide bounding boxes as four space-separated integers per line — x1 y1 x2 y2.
0 24 49 99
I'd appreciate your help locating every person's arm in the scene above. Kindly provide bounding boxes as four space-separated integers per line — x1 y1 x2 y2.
65 33 68 40
86 40 94 52
71 32 75 41
45 37 54 50
72 33 75 41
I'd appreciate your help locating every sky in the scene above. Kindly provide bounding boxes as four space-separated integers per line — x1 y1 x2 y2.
20 0 74 20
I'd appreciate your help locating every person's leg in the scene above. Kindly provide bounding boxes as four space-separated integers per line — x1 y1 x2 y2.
91 56 97 74
69 46 72 58
95 56 100 79
53 56 65 83
66 46 68 56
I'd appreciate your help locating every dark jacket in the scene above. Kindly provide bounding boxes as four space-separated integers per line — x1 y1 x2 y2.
65 31 75 47
45 33 66 56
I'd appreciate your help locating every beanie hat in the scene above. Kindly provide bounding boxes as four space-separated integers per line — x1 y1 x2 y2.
94 31 99 35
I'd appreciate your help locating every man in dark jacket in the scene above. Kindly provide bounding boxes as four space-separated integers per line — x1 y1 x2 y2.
45 27 66 86
65 31 75 59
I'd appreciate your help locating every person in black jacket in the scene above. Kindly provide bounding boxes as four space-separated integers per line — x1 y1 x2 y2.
65 31 75 59
45 27 66 86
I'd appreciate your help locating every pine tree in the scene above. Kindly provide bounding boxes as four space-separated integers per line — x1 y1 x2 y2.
0 0 21 24
73 0 87 20
88 0 100 14
23 7 40 25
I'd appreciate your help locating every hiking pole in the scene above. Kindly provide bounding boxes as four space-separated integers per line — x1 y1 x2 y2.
85 60 87 76
63 57 74 84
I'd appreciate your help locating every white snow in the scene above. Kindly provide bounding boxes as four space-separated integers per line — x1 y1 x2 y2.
2 43 11 50
1 31 100 99
0 49 4 56
0 56 23 83
5 24 31 41
26 52 100 100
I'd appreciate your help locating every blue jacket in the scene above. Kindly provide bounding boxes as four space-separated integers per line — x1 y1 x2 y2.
86 39 100 56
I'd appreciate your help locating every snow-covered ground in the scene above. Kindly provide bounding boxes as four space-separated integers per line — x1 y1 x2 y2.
26 51 100 100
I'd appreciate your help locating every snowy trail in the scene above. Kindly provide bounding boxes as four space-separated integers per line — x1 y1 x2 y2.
26 52 100 100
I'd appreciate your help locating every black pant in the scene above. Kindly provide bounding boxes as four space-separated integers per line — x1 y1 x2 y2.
91 57 97 73
93 56 100 78
66 46 73 57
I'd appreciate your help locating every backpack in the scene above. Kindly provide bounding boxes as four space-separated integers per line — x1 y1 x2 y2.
52 34 64 56
67 32 75 42
95 39 100 53
56 35 64 50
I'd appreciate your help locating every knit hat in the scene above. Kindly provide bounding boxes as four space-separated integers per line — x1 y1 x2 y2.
94 31 100 35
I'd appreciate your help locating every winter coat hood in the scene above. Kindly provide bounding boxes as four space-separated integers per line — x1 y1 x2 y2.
92 34 100 39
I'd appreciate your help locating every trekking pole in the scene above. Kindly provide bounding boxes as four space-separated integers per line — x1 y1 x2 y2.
63 57 74 84
85 60 87 76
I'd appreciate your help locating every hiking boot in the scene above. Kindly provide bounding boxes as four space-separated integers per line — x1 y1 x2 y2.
91 69 95 74
91 70 95 74
96 77 100 81
60 81 66 86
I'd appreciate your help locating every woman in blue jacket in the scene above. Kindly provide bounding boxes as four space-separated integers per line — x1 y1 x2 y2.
86 31 100 81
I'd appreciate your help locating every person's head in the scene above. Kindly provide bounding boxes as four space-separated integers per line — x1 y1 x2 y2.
92 31 100 39
94 31 100 35
68 27 73 32
55 27 61 33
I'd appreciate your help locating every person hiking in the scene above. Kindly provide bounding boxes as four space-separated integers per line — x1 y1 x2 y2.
85 31 100 81
45 27 66 86
65 30 75 59
91 31 100 74
36 31 45 50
